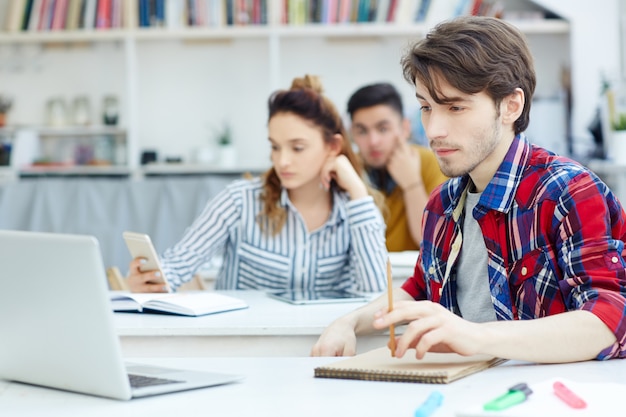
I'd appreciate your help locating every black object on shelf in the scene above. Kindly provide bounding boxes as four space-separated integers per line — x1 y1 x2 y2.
0 143 11 166
141 150 158 165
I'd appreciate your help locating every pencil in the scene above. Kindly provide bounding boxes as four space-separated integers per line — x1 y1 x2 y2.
387 259 396 357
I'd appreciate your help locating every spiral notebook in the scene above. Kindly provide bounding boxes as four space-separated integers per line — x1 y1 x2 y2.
314 347 506 384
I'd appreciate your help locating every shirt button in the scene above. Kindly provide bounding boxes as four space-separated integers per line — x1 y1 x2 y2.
612 256 619 264
521 266 528 276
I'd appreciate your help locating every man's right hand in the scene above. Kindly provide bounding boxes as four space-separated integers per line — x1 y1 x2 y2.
387 139 422 191
126 257 170 293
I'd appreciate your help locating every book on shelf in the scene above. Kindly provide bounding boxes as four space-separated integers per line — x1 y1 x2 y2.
123 0 138 28
65 0 83 30
38 0 52 30
314 347 506 384
26 0 42 31
210 0 227 27
394 0 418 25
138 0 150 26
356 0 368 23
374 0 389 23
387 0 399 22
110 0 122 28
153 0 164 26
82 0 97 29
20 0 34 30
414 0 431 23
164 0 184 28
194 0 207 25
50 0 68 31
0 0 10 30
110 291 249 317
96 0 111 29
4 0 27 32
337 0 350 23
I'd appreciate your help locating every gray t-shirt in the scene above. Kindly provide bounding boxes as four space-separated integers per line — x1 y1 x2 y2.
455 190 497 323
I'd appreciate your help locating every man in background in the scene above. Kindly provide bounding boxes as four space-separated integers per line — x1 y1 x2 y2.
347 83 447 250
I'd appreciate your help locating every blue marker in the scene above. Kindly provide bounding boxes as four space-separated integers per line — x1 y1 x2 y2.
415 391 444 417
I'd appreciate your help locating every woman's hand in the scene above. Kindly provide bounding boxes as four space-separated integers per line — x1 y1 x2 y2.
126 257 170 293
320 154 368 200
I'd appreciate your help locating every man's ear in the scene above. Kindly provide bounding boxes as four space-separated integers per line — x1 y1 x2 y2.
329 133 343 156
501 88 524 125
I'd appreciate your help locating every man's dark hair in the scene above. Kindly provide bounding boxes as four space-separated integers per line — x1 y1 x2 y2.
401 16 536 134
347 83 404 119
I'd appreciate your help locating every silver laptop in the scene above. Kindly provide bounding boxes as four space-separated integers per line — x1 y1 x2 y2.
0 230 243 400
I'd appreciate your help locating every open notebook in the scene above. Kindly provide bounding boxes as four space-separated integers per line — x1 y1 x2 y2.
0 230 243 400
110 291 248 316
315 347 506 384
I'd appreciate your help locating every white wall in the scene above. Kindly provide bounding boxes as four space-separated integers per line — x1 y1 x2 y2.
535 0 621 155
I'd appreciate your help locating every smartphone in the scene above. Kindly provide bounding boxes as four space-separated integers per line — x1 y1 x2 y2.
122 231 171 292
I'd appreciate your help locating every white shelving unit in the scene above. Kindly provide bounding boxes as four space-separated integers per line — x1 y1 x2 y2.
0 125 129 177
0 1 576 178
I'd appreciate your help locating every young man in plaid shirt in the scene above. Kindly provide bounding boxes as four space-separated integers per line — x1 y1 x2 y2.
312 16 626 363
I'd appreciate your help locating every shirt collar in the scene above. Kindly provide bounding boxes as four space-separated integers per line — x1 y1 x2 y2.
446 134 530 216
366 168 396 195
279 187 345 227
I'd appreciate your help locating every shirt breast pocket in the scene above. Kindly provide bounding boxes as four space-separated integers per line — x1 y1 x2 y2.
421 242 446 301
237 241 290 290
314 254 348 291
509 247 565 319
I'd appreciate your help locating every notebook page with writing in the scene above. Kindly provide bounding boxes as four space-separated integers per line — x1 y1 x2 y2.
315 347 506 384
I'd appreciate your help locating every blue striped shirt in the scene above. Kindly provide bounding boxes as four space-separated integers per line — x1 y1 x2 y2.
160 178 388 292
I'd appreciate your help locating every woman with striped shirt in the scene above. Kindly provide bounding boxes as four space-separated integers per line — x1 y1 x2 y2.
127 75 388 293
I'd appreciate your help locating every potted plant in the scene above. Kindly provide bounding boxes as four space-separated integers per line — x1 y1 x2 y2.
611 112 626 165
0 95 13 127
613 113 626 131
215 122 237 167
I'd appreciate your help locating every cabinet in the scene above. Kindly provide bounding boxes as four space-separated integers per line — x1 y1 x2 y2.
0 0 575 177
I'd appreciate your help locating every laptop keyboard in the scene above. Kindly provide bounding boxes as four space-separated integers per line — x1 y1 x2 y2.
128 373 184 388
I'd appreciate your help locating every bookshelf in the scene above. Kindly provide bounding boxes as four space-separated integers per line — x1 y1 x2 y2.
0 0 593 178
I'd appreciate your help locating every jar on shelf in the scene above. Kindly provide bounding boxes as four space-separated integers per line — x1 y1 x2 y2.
72 96 92 126
102 95 119 126
93 135 114 165
0 95 12 127
46 97 69 127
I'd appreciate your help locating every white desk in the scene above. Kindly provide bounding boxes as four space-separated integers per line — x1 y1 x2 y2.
1 356 624 417
115 290 391 357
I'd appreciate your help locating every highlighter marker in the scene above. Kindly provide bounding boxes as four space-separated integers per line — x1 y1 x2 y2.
483 383 532 411
553 381 587 409
414 391 443 417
